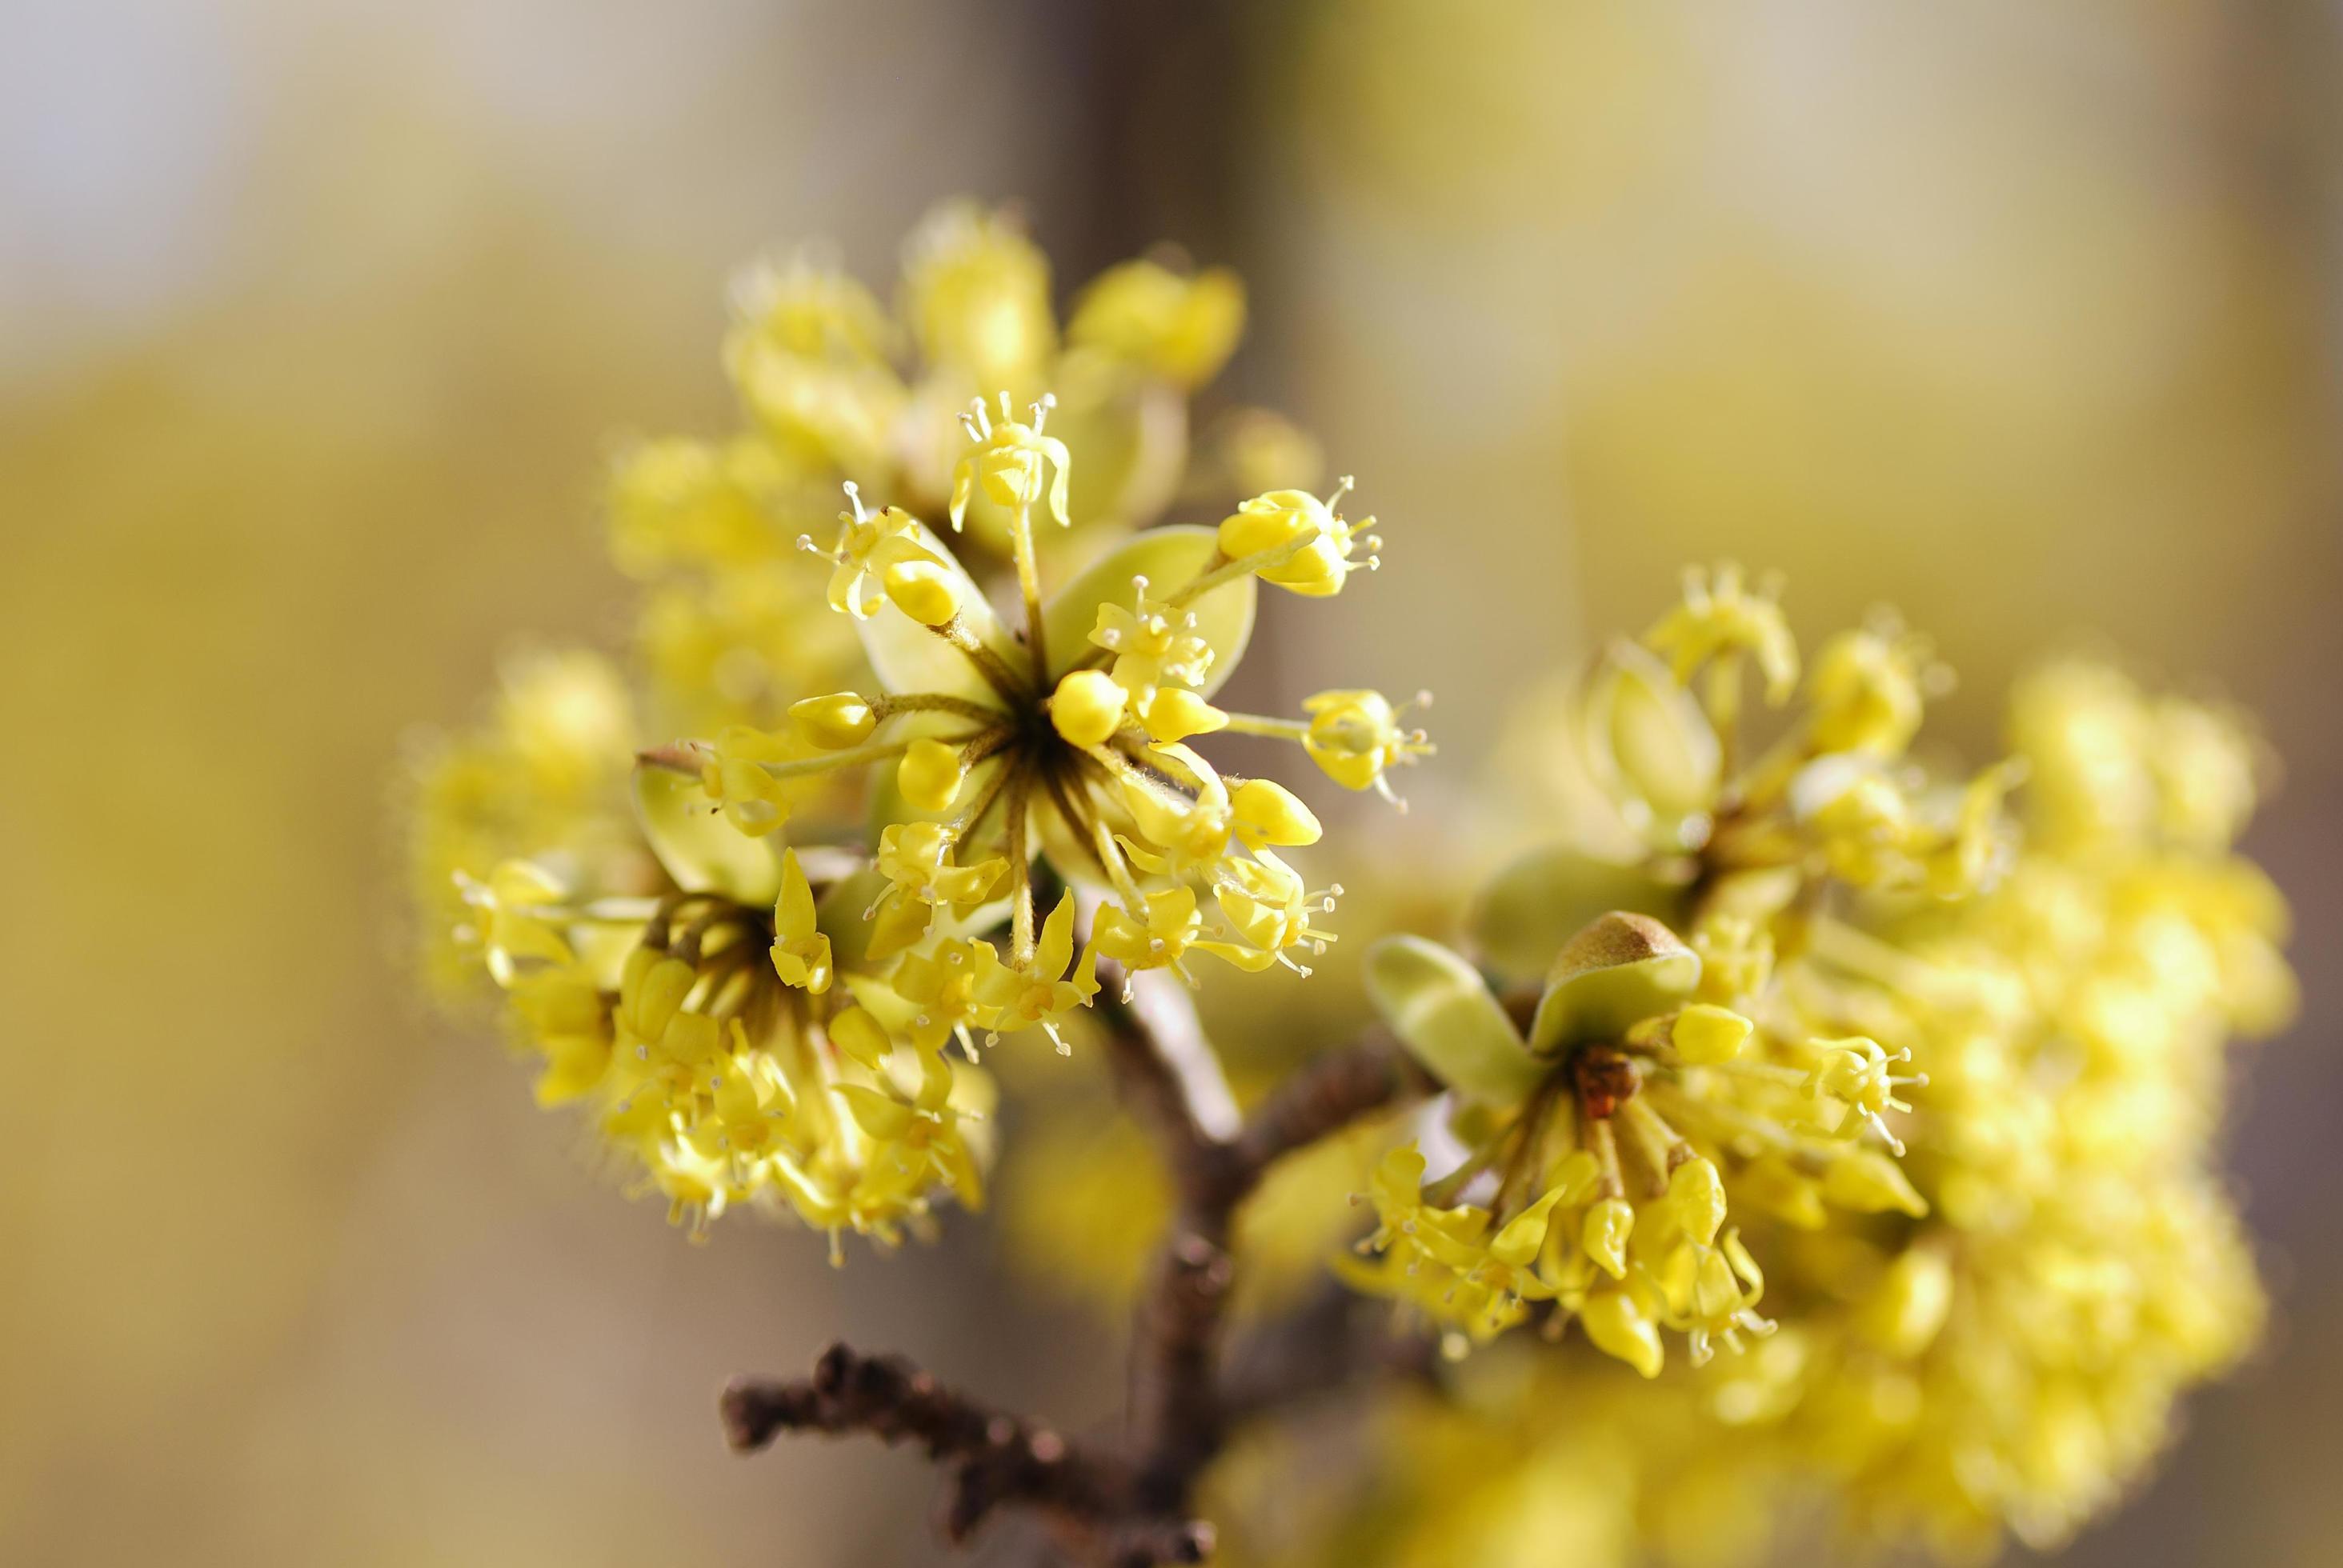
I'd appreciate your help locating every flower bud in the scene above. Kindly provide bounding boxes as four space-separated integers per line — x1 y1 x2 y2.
1068 259 1245 388
1822 1150 1929 1217
1231 778 1322 849
1583 1197 1636 1279
883 558 962 627
1664 1157 1728 1248
1049 670 1128 747
789 692 877 750
1217 482 1371 597
617 947 695 1045
1673 1002 1752 1064
899 738 967 814
1855 1246 1955 1357
1544 1149 1603 1208
1139 687 1228 744
1580 639 1721 850
1808 627 1924 755
1580 1289 1664 1378
827 1006 894 1072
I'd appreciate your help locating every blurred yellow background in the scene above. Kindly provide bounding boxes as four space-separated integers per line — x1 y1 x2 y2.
3 2 2335 1563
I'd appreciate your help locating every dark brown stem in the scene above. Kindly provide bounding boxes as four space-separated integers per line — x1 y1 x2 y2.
720 1342 1211 1563
722 1005 1433 1563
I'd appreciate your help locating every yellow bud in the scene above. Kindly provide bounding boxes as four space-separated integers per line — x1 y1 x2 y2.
1809 627 1925 755
1219 490 1320 560
1855 1246 1955 1357
1664 1158 1728 1248
1067 260 1245 388
1580 1290 1664 1378
883 558 961 627
1581 640 1721 847
827 1006 894 1072
1217 483 1372 597
1672 1003 1752 1065
617 948 695 1044
1139 687 1229 745
708 757 788 836
899 738 967 814
834 1082 918 1141
1231 778 1322 848
1583 1197 1635 1279
1822 1150 1929 1218
1049 670 1128 747
1544 1149 1603 1208
1738 1156 1828 1230
789 693 877 749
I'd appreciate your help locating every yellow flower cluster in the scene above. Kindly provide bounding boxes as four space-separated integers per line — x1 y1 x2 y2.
1262 568 2292 1561
408 204 1425 1254
1344 565 1960 1374
1767 656 2291 1554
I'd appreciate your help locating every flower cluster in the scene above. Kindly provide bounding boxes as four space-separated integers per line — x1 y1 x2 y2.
1343 565 1957 1374
405 201 2293 1566
1772 656 2290 1554
409 206 1428 1254
1268 568 2292 1562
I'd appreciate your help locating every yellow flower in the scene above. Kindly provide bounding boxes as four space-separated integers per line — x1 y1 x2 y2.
723 253 903 476
890 938 997 1055
1067 258 1246 388
1301 688 1435 803
1089 580 1216 705
869 820 1007 960
1194 851 1341 976
1348 913 1901 1373
1806 618 1934 756
699 725 797 836
768 848 832 994
1091 886 1206 980
453 860 575 986
1216 476 1380 597
899 200 1056 394
413 202 1425 1263
975 893 1099 1052
806 486 946 619
949 391 1072 530
1642 562 1799 705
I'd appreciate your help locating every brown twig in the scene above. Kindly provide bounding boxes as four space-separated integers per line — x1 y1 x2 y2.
720 1342 1213 1564
723 991 1435 1563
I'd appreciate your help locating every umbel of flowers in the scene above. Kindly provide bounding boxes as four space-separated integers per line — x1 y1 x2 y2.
1345 567 1954 1375
1293 566 2293 1562
412 206 1430 1257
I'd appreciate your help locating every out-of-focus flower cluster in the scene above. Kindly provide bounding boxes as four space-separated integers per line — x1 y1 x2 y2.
407 203 1428 1254
1223 566 2292 1563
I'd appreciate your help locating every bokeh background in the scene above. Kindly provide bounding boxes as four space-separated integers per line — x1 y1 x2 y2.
3 2 2337 1563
